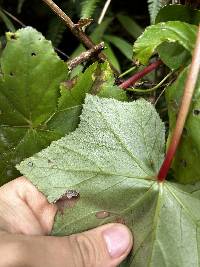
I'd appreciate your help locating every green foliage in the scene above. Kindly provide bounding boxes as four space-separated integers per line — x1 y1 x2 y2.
155 4 200 70
17 0 26 13
166 67 200 184
80 0 102 18
104 35 133 60
133 21 197 68
155 4 200 25
0 27 126 185
18 95 200 267
117 14 144 39
147 0 170 24
0 9 15 32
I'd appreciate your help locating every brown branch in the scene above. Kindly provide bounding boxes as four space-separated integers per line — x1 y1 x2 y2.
42 0 107 63
119 60 162 89
67 42 105 70
157 25 200 182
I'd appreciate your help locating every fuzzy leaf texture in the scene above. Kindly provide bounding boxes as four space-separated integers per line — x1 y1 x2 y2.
17 95 200 267
133 21 197 68
0 27 126 185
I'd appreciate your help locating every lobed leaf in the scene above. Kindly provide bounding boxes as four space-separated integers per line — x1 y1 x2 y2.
17 95 200 266
0 27 125 185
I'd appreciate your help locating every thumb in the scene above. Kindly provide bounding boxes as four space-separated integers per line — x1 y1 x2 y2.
54 223 133 267
4 223 133 267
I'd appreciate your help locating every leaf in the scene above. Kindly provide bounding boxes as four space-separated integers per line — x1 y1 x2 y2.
90 61 127 100
17 0 26 13
155 4 200 69
117 14 144 39
104 35 133 60
17 95 200 266
0 27 127 185
104 41 121 72
147 0 170 24
133 21 197 66
155 4 200 25
0 9 15 32
80 0 101 18
0 27 67 184
166 67 200 184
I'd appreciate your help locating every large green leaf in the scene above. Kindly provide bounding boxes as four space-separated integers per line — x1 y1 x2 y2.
155 5 200 70
155 4 200 25
133 21 197 67
0 27 126 185
166 67 200 184
17 95 200 266
0 27 67 184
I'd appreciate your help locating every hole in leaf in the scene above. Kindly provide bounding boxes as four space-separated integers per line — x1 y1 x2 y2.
9 72 14 76
27 162 33 167
180 159 187 168
54 190 80 214
31 52 36 56
10 33 17 40
183 127 187 137
96 211 110 219
193 109 200 116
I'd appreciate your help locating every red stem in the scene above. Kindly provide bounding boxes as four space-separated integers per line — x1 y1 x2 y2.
119 60 162 89
157 25 200 182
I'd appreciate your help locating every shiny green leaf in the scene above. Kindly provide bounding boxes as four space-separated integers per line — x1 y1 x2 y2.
155 4 200 25
133 21 197 66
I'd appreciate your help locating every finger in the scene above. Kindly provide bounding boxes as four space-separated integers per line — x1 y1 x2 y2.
27 223 133 267
0 177 57 235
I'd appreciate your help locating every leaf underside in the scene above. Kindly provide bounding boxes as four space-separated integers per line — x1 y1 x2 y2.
17 95 200 266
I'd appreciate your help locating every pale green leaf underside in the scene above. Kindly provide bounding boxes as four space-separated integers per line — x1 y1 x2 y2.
133 21 197 65
17 95 200 266
17 95 165 202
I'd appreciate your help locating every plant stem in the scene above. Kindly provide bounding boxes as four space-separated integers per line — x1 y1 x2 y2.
42 0 107 62
67 42 105 70
118 66 137 78
126 71 173 93
119 60 162 89
157 25 200 182
98 0 112 24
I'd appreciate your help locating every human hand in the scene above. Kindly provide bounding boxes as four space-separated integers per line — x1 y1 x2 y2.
0 177 133 267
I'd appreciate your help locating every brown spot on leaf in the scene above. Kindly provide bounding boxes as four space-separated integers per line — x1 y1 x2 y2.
180 159 187 168
96 210 110 219
62 78 77 90
54 190 80 214
115 216 126 224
